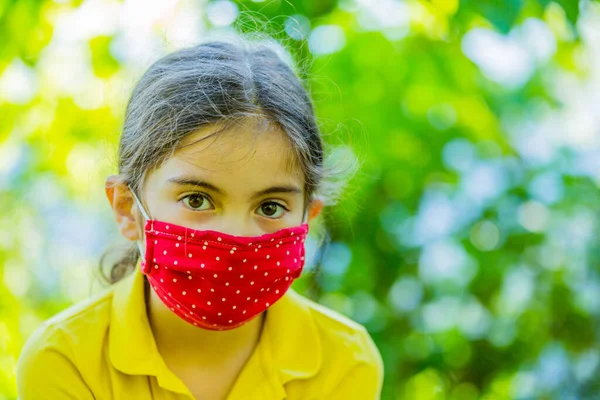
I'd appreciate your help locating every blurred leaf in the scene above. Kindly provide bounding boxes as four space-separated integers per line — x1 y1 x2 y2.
89 36 119 78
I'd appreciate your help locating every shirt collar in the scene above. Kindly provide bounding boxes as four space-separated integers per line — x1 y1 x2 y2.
109 260 322 397
109 261 190 394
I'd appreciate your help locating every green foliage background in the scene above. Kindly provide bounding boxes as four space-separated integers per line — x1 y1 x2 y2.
2 0 600 399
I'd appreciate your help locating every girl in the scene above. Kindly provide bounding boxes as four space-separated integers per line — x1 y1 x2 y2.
16 35 384 399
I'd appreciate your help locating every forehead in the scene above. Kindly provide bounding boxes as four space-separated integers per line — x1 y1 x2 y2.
150 120 304 190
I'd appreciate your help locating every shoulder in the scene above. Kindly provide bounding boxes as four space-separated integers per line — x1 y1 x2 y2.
26 284 114 349
282 290 384 399
16 285 115 397
288 289 383 372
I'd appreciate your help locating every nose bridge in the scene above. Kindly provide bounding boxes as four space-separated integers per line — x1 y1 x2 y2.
216 209 257 237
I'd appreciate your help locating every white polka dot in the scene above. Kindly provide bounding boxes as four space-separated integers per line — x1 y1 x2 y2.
214 274 218 278
250 281 254 285
301 256 305 260
202 316 207 320
176 243 180 247
294 241 297 245
254 265 258 270
211 288 215 292
204 241 208 245
225 282 229 286
236 290 240 294
243 259 247 263
260 288 264 292
201 264 205 268
218 237 222 241
171 307 174 311
258 244 261 248
153 258 156 262
222 298 226 302
254 299 258 303
266 302 270 307
271 238 274 242
163 250 167 255
168 292 171 296
233 306 237 309
178 236 182 240
276 262 280 266
218 312 222 316
216 256 220 261
291 232 294 236
287 269 290 273
182 291 186 295
276 244 280 248
247 297 251 301
240 274 244 279
243 310 247 314
154 265 159 269
286 251 290 255
230 250 234 254
194 322 198 326
154 240 158 244
190 311 194 315
228 320 233 323
188 276 192 280
160 279 164 283
294 259 297 263
173 278 177 283
249 242 253 246
197 289 201 293
203 246 207 250
176 305 180 308
255 248 258 252
264 272 268 276
166 225 170 229
191 233 195 238
174 261 178 265
266 255 270 259
232 247 236 251
228 266 233 271
279 241 283 244
192 304 196 308
285 277 289 281
276 290 280 294
188 253 193 258
207 301 211 305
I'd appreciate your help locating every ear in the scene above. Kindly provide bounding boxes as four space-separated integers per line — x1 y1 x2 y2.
306 196 325 223
105 175 142 241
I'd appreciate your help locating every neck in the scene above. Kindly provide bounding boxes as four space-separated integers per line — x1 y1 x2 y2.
145 278 265 368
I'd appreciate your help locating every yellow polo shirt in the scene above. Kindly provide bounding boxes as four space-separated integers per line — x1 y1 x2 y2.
16 261 384 399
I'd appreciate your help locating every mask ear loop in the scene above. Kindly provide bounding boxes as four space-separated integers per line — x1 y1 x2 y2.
129 186 153 263
130 187 151 221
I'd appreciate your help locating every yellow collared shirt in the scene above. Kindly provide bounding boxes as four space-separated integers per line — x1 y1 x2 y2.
16 262 384 399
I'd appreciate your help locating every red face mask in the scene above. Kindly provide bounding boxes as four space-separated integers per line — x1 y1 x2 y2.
131 189 309 331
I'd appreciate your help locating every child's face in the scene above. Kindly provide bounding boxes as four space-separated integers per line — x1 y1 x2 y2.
106 120 323 242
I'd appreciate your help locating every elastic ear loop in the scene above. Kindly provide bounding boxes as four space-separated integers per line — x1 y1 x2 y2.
130 188 151 221
129 187 152 260
302 197 310 224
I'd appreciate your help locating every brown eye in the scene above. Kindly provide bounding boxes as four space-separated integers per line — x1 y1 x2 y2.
258 202 286 219
182 194 211 211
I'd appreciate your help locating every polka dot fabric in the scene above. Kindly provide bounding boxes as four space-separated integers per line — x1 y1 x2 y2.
140 219 309 331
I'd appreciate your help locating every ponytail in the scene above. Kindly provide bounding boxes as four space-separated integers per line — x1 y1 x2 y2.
98 242 140 285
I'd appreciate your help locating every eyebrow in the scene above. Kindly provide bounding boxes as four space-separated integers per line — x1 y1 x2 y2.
166 176 302 200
